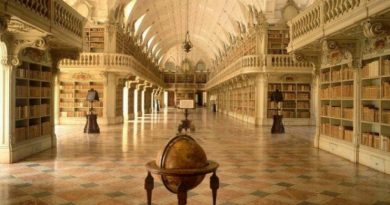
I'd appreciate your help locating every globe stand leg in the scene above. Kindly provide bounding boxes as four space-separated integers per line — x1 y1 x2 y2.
144 172 154 205
210 172 219 205
177 183 188 205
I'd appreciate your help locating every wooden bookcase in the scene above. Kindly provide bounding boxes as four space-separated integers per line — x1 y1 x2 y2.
267 82 311 119
175 91 195 106
59 81 104 120
84 26 105 52
14 62 53 144
267 27 289 55
319 64 354 142
360 56 390 154
116 83 123 117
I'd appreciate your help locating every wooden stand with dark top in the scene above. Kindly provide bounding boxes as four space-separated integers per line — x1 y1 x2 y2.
84 89 100 134
84 113 100 133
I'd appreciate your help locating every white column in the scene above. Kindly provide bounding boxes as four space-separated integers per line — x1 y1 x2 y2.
255 74 267 126
123 83 129 121
141 89 145 114
104 72 117 124
312 71 321 148
134 89 138 117
352 64 361 162
0 62 12 163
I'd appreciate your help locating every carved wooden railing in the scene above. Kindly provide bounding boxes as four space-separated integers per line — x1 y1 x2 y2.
266 54 312 68
288 0 390 51
207 54 313 89
4 0 85 47
59 53 164 86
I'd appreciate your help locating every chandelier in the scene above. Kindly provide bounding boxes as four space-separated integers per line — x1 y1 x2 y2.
183 31 193 53
182 0 193 53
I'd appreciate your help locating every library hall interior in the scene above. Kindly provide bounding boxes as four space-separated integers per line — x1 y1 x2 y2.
2 0 390 204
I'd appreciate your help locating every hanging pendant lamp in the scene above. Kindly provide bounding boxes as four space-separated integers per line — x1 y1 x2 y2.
182 0 193 53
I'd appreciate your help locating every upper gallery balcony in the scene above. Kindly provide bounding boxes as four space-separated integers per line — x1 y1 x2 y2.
206 54 312 89
59 52 165 87
288 0 390 52
1 0 85 49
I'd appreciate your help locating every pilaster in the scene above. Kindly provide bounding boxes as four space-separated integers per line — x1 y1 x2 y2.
124 76 138 121
143 82 153 114
254 73 268 126
102 72 118 124
136 80 146 117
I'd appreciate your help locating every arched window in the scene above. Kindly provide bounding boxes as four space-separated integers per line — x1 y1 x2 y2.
196 60 206 72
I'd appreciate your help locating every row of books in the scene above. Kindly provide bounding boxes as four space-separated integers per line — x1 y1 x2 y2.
30 87 41 97
297 93 310 100
29 87 51 98
282 84 296 91
342 84 354 98
383 59 390 75
343 107 354 119
16 68 52 80
283 93 296 100
41 87 51 97
29 124 41 138
41 122 51 136
297 85 310 91
30 105 41 118
74 85 104 89
15 106 28 119
382 110 390 124
330 106 342 118
283 101 296 109
321 106 353 119
321 70 330 82
362 105 379 122
361 133 390 152
362 61 380 78
59 85 74 90
382 82 390 98
362 85 380 99
361 132 381 149
282 110 295 118
297 111 310 118
14 127 27 143
321 123 353 141
297 101 310 109
16 86 28 97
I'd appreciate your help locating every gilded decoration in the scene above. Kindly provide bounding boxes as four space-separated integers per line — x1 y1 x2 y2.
362 21 390 55
72 72 91 81
21 47 50 64
321 40 353 67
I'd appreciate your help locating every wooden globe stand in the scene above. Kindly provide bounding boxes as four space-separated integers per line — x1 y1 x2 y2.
178 109 195 133
145 160 219 205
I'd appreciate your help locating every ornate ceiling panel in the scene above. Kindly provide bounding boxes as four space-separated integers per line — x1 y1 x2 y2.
65 0 315 69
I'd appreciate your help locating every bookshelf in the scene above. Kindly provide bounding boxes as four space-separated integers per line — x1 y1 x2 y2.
175 91 195 106
213 83 255 122
320 64 354 143
267 82 311 119
84 26 105 52
116 82 124 117
14 62 53 144
359 56 390 154
267 27 289 54
59 80 104 122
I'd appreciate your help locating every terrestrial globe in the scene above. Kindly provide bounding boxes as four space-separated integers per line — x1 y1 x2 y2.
156 135 208 193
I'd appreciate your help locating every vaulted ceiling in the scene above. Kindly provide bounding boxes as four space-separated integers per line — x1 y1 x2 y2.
65 0 315 70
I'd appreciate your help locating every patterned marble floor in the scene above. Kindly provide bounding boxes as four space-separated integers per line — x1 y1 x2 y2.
1 108 390 205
